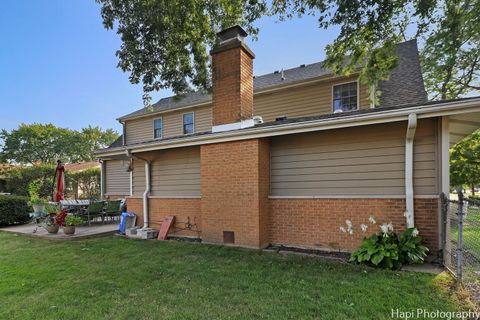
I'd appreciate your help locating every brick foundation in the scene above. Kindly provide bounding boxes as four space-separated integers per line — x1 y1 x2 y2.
269 198 439 254
125 195 439 254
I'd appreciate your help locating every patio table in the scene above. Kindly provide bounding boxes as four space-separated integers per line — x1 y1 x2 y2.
59 200 90 215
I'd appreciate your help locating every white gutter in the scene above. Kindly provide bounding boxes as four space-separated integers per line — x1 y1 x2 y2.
405 113 417 228
125 149 151 229
96 98 480 157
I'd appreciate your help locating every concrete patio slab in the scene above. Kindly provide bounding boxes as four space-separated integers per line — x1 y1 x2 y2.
0 223 119 240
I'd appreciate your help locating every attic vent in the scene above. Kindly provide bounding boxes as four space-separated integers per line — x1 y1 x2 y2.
299 64 306 68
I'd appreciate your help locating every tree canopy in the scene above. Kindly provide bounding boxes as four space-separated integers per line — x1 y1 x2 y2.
96 0 480 104
0 123 119 165
450 129 480 193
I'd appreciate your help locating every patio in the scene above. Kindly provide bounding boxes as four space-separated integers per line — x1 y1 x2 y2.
0 222 118 240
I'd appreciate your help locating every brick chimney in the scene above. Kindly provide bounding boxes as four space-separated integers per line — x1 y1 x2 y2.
210 26 255 132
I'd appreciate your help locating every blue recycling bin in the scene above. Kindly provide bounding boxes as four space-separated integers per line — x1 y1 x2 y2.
119 212 136 234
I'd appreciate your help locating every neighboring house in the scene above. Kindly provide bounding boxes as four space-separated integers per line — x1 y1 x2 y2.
64 161 100 199
96 26 480 256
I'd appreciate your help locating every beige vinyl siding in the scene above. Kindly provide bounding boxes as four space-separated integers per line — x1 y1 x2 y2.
163 106 211 138
270 119 438 196
131 147 200 197
105 160 130 195
125 105 212 144
125 117 153 145
151 147 200 197
132 159 146 197
254 75 370 122
124 75 369 145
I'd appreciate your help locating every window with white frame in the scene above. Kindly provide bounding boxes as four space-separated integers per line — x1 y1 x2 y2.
183 112 194 135
153 118 162 139
332 82 358 113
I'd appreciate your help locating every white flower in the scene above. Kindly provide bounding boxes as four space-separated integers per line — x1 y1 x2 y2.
387 222 394 232
368 216 376 224
412 228 419 237
345 220 352 228
339 226 347 233
380 223 390 236
360 224 368 232
348 229 353 235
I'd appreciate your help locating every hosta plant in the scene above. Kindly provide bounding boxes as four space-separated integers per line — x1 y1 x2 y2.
349 227 429 270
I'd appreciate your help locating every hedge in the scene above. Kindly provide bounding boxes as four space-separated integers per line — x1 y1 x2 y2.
4 165 56 199
0 195 31 227
4 165 101 200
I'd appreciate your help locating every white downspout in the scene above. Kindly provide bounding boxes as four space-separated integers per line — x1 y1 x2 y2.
405 113 417 228
99 160 106 200
142 161 151 229
125 149 151 229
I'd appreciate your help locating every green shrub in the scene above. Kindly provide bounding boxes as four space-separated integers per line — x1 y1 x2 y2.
350 228 429 270
4 165 55 198
0 195 31 226
65 215 82 226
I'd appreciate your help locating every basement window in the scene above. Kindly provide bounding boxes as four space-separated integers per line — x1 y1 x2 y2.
153 118 163 139
183 112 194 135
332 82 358 113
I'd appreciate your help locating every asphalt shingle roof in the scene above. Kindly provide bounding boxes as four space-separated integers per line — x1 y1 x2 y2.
118 40 427 121
377 40 428 107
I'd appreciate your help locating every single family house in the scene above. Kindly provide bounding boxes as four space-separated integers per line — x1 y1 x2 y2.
96 26 480 257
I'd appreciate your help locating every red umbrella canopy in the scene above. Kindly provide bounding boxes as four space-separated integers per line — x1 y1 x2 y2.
54 160 67 226
55 160 65 202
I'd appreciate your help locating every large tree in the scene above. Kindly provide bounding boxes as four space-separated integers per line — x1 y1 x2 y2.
0 123 119 165
96 0 480 104
421 0 480 100
450 129 480 194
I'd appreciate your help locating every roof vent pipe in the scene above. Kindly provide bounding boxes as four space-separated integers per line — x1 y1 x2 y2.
405 113 417 228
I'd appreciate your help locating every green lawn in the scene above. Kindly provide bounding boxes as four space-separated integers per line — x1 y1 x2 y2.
451 206 480 260
0 233 466 320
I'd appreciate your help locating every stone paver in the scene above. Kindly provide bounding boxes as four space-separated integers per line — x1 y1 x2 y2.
0 223 118 240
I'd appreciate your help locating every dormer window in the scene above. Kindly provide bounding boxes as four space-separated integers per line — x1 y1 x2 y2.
333 82 358 113
183 112 194 135
153 118 162 139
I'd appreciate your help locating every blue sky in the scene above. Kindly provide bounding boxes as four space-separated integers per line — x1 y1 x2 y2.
0 1 339 134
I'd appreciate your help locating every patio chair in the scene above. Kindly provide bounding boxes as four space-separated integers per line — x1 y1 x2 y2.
104 200 122 223
79 201 105 225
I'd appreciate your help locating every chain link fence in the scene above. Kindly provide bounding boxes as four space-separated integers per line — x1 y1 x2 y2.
443 191 480 300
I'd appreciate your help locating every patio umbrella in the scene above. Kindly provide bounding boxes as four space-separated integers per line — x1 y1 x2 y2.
55 160 65 202
54 160 67 226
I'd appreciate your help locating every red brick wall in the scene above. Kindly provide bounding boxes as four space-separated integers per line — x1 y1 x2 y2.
211 41 254 125
126 197 201 238
269 198 439 254
200 138 269 247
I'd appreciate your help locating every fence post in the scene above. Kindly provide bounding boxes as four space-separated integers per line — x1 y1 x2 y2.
440 193 450 266
456 188 464 281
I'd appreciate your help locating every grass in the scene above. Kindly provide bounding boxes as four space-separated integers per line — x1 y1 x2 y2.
451 206 480 260
0 233 467 320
